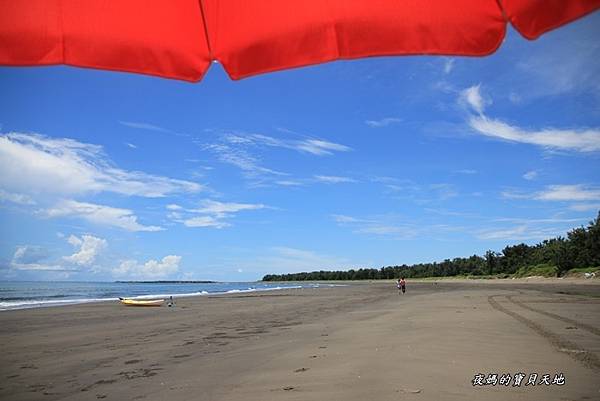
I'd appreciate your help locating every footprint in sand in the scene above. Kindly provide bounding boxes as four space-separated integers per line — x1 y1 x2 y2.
319 346 327 349
124 359 142 365
283 386 296 391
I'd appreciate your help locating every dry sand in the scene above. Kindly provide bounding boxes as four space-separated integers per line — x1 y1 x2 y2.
1 279 599 401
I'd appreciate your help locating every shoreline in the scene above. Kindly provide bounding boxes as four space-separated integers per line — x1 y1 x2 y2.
0 282 343 312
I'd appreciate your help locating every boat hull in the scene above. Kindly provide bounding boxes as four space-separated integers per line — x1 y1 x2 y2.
119 298 164 307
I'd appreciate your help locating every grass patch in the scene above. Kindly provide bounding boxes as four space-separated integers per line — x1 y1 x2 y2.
513 264 558 278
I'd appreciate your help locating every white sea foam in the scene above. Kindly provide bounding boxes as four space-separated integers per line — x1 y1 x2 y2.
0 284 315 311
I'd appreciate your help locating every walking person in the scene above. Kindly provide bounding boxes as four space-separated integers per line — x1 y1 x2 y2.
398 277 406 294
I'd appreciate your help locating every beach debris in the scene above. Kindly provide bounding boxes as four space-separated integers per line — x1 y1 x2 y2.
283 386 295 391
397 388 423 394
559 348 587 354
584 272 596 279
294 367 309 373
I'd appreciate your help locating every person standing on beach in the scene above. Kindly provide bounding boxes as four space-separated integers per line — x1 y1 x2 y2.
397 277 406 294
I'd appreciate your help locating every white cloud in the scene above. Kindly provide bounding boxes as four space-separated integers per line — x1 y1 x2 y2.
468 117 600 153
120 121 171 132
113 255 181 279
0 133 202 198
534 185 600 202
296 139 351 156
63 235 107 266
313 175 357 184
443 58 455 74
460 84 487 114
192 199 265 216
429 183 458 200
502 185 600 203
10 245 71 271
183 215 230 228
274 180 305 187
365 117 402 128
514 22 600 99
44 200 162 232
523 171 538 180
119 121 190 138
0 189 35 205
569 203 600 212
203 143 286 177
173 199 266 229
166 204 183 210
455 169 477 175
477 225 564 241
12 245 49 265
332 212 465 240
259 247 349 273
223 133 351 156
331 214 367 224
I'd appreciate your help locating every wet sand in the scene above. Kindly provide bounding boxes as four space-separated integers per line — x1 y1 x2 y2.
1 279 599 401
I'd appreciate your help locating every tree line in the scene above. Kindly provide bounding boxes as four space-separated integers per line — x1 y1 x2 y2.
262 212 600 281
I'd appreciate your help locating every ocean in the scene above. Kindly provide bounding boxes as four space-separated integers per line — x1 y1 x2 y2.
0 281 332 311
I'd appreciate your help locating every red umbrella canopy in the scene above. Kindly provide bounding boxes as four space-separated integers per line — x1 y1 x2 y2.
1 0 598 82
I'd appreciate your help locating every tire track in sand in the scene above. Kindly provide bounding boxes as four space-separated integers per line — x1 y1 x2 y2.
487 295 600 371
507 295 600 337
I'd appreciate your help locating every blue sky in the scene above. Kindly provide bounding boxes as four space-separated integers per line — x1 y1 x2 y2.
1 14 599 282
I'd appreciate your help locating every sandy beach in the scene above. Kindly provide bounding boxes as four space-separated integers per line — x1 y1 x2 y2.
1 280 599 401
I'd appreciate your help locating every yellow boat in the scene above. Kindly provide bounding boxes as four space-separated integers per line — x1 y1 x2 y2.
119 297 164 307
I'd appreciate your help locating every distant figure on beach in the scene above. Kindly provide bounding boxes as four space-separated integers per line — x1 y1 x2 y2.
397 277 406 294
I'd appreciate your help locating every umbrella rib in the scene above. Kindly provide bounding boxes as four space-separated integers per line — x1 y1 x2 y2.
198 0 213 60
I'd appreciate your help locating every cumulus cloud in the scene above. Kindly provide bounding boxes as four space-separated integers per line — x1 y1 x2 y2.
44 200 162 232
113 255 181 279
10 245 70 271
0 132 202 198
63 235 107 266
12 245 49 265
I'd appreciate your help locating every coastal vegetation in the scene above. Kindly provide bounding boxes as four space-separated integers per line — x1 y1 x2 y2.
262 212 600 281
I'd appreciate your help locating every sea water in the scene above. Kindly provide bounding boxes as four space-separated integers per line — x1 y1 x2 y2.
0 281 333 311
